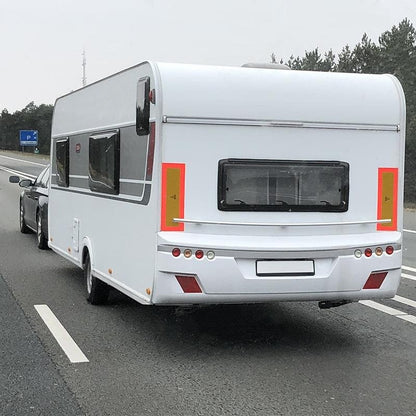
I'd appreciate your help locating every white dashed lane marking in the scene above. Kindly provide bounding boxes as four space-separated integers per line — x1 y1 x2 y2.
34 305 89 363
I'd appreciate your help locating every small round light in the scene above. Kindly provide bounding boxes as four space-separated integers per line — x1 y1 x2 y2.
386 246 394 255
183 249 192 258
375 247 383 256
364 248 372 257
172 248 181 257
195 250 204 259
354 249 362 258
206 251 215 260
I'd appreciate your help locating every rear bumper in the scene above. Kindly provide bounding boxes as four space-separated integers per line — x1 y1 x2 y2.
152 243 402 305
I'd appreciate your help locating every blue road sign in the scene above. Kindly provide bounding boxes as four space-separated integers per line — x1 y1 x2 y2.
20 130 38 146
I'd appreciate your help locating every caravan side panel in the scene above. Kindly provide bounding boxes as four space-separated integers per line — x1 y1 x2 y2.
49 62 161 304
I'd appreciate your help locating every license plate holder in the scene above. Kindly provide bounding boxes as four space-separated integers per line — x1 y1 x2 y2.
256 259 315 276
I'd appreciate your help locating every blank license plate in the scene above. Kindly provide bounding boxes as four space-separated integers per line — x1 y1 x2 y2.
256 260 315 276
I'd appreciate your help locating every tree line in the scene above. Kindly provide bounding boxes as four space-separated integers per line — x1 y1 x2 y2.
0 102 53 155
272 18 416 202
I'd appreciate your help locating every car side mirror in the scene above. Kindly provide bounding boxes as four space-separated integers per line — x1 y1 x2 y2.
19 179 33 188
9 175 20 184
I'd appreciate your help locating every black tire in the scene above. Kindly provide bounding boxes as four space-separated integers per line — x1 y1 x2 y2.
84 252 109 305
19 199 30 234
36 211 48 249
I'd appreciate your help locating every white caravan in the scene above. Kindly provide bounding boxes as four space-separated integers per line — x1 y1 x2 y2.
49 62 405 307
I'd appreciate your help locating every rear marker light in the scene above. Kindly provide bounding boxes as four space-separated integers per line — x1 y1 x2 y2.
172 248 181 257
354 249 362 259
375 247 383 256
386 246 394 255
364 248 372 257
363 271 388 289
195 250 204 259
183 249 192 258
176 275 202 293
206 251 215 260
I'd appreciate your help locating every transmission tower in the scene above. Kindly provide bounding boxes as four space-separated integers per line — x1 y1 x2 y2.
82 50 87 87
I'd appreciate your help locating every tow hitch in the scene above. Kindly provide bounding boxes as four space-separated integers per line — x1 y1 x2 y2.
318 300 352 309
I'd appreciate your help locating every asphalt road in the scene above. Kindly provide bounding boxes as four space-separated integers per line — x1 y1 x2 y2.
0 150 415 416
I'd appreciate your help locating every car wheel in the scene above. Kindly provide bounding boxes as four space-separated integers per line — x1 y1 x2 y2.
36 211 48 249
19 200 30 234
84 252 109 305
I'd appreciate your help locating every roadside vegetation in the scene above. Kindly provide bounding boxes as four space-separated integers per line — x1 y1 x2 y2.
0 102 53 155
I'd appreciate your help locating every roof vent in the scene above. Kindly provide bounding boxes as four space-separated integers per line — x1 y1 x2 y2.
241 63 291 70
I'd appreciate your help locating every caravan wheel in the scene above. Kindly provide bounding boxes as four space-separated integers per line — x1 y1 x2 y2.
84 252 109 305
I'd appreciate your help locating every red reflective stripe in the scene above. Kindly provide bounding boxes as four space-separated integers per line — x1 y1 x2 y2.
377 168 398 231
176 275 202 293
363 272 388 289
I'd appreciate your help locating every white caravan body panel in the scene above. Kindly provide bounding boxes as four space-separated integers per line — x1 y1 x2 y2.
49 62 405 305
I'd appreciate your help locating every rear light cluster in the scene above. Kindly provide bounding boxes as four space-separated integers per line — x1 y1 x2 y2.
354 245 394 259
171 248 215 260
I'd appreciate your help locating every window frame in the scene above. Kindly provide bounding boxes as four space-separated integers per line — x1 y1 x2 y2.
217 159 349 213
56 138 69 188
88 130 120 195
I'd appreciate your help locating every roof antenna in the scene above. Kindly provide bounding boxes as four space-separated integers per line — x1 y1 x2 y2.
82 49 87 87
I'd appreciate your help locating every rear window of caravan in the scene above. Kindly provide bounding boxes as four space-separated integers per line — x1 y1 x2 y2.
218 159 349 212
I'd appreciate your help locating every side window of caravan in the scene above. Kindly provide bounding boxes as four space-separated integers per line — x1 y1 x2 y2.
136 77 150 136
89 131 120 195
218 159 349 212
56 138 69 187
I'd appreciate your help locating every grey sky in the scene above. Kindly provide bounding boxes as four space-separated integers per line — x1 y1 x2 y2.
1 0 415 112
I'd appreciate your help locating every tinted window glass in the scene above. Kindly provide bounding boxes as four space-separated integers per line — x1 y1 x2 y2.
89 131 120 194
136 77 150 136
56 139 69 187
218 159 349 212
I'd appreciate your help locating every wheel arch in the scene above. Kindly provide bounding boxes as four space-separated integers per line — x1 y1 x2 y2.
81 237 94 270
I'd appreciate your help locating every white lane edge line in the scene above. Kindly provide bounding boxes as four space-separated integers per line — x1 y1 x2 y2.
398 314 416 324
393 295 416 309
34 305 89 363
404 229 416 234
402 273 416 281
359 300 416 324
0 166 37 180
0 154 48 167
402 265 416 273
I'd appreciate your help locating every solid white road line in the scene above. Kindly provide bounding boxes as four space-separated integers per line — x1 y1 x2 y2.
34 305 89 363
0 166 37 180
359 300 416 324
404 229 416 234
402 273 416 281
393 295 416 309
0 154 47 166
402 265 416 273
